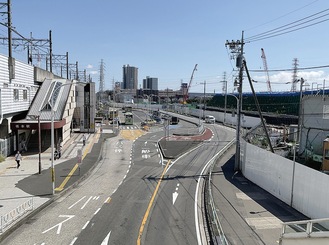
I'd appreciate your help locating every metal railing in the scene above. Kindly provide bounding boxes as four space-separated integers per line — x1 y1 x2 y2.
280 217 329 240
0 198 34 233
205 139 235 244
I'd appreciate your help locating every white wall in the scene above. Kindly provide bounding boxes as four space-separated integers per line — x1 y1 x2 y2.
0 54 36 117
293 164 329 219
186 107 261 128
241 138 329 219
300 96 329 155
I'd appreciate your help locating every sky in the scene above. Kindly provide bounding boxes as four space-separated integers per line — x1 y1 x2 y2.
0 0 328 94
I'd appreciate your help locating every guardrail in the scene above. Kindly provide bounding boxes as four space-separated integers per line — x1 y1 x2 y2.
205 139 235 244
0 198 34 233
280 217 329 243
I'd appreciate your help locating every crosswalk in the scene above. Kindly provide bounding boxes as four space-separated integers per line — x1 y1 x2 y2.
119 125 140 130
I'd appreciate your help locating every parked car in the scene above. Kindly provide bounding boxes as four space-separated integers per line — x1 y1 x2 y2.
205 115 215 124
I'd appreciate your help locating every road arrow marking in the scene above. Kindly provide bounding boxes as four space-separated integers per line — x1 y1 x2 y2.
42 215 75 235
173 191 179 205
101 231 112 245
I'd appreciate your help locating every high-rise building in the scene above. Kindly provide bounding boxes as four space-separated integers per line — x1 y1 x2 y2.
143 76 158 91
123 65 138 90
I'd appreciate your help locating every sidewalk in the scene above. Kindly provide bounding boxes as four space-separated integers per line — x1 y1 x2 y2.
0 129 112 239
210 146 308 245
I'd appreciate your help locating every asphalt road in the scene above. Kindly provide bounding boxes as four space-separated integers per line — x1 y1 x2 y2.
1 134 133 245
1 110 233 245
143 123 235 245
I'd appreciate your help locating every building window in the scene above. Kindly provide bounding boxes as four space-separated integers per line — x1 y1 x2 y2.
23 90 27 101
14 89 19 101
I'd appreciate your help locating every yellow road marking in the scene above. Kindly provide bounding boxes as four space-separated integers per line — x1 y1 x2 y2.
55 163 79 191
55 134 97 192
120 129 145 141
137 160 171 245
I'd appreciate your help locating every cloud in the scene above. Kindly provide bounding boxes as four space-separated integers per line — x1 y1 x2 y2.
89 70 98 75
86 64 93 69
248 70 329 92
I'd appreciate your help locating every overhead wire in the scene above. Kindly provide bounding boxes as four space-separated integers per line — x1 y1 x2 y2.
245 0 320 31
245 8 329 43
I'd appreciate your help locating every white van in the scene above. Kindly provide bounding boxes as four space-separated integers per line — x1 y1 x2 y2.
205 115 215 124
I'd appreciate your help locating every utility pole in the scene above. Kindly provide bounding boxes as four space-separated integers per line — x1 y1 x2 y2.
49 30 52 73
201 81 206 119
7 0 14 81
222 72 227 125
66 52 69 79
225 31 244 172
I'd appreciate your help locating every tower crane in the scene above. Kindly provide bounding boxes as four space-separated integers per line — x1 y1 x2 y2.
261 48 272 92
183 64 198 104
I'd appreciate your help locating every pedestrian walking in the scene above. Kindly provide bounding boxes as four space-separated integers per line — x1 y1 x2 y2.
15 150 22 169
82 134 86 146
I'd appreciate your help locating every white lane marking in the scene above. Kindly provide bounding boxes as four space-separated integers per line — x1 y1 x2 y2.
82 221 90 229
195 148 224 244
94 208 101 215
104 197 111 203
69 237 77 245
42 215 75 234
68 196 86 209
81 196 93 209
101 231 112 245
173 191 179 205
173 183 180 205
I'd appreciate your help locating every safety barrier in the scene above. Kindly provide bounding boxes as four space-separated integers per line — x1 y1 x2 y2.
205 139 235 244
280 218 329 245
0 198 34 233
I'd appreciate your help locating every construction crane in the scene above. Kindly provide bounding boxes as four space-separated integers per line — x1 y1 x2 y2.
261 48 272 92
183 64 198 104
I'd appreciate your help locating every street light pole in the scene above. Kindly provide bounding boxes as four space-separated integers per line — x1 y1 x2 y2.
50 80 85 195
50 103 55 194
219 74 227 125
297 78 305 145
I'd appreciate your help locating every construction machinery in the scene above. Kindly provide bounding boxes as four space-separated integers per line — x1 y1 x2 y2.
183 64 198 104
261 48 272 92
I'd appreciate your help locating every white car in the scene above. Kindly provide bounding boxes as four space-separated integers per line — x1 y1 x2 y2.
205 115 215 124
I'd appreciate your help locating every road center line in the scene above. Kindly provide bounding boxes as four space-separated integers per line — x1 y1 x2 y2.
136 160 171 245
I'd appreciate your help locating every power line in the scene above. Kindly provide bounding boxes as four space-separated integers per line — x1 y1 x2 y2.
248 64 329 73
245 8 329 43
245 0 320 31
